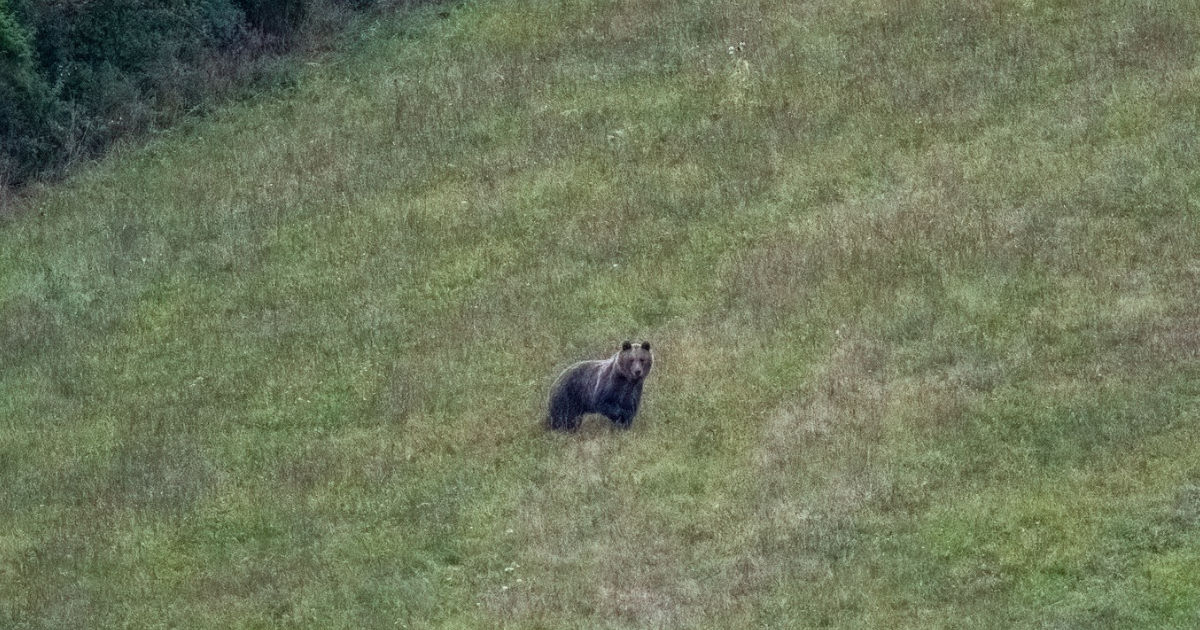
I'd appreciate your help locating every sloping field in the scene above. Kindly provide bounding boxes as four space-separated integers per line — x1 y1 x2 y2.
2 0 1198 627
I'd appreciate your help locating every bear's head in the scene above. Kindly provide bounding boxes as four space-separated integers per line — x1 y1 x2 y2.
617 340 653 380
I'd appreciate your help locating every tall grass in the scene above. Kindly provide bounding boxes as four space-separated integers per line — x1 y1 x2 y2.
2 0 1198 627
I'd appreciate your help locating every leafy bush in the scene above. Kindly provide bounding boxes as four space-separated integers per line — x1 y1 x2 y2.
235 0 308 37
14 0 252 169
0 0 406 186
0 0 58 183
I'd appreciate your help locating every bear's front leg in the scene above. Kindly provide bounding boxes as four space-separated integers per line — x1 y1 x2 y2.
595 401 625 422
548 412 581 431
607 405 636 429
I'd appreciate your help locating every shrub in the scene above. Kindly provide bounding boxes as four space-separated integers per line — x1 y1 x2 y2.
0 0 401 187
0 0 59 184
235 0 308 38
1 0 255 182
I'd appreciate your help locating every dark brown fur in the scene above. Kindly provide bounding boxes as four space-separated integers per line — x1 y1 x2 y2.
547 341 653 431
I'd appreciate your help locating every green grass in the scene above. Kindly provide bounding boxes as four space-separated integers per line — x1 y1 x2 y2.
2 0 1199 627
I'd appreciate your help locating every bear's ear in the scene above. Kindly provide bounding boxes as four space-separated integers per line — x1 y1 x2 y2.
621 340 633 351
641 341 650 350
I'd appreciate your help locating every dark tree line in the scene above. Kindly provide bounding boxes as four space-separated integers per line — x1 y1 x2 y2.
1 0 409 186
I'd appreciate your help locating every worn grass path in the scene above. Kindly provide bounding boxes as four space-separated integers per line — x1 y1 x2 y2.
2 0 1198 627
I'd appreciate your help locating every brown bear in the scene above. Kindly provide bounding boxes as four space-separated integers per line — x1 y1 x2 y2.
546 340 653 431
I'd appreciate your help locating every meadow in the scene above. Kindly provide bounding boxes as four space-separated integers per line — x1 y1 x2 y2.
1 0 1198 627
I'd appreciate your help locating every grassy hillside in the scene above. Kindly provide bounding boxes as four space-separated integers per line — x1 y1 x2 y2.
2 0 1198 627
